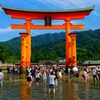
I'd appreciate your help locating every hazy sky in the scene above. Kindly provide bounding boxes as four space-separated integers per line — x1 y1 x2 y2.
0 0 100 41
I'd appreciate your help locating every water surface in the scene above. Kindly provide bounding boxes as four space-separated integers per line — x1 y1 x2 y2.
0 74 99 100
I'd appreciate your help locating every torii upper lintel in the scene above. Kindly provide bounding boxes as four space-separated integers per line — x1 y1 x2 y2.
1 5 94 20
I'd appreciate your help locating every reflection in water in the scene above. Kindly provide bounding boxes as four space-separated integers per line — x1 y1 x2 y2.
6 73 21 80
0 74 99 100
66 80 79 100
83 83 89 100
20 81 32 100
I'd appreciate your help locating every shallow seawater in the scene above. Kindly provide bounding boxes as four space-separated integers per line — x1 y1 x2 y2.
0 74 100 100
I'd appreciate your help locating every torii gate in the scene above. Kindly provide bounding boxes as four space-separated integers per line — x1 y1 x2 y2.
1 5 94 71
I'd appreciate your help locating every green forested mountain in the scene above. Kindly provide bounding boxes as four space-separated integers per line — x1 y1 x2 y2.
77 29 100 62
0 29 100 64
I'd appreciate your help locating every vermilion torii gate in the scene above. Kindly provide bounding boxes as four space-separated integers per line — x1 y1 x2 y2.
1 5 94 70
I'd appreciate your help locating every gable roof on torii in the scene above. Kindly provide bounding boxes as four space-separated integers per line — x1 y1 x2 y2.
1 5 94 20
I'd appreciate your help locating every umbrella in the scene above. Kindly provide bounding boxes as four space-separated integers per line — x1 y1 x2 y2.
72 67 78 72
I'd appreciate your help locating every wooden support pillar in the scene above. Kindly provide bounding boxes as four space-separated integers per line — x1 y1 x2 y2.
65 19 71 67
69 33 77 67
25 19 32 67
19 33 28 72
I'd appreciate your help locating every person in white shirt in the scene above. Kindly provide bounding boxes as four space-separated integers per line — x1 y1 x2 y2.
86 67 90 81
27 72 33 86
82 68 88 84
97 67 100 80
42 70 47 84
58 69 62 81
48 71 56 94
92 67 98 83
0 69 4 86
35 71 41 86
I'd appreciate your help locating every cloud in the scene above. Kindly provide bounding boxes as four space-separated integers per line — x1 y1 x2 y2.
0 7 3 11
0 27 17 33
37 0 95 9
87 0 100 6
0 0 100 10
92 11 100 16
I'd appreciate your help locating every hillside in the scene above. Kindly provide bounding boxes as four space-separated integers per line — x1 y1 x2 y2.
0 29 100 63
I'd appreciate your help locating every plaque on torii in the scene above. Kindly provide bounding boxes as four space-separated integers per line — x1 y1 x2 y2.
1 5 94 69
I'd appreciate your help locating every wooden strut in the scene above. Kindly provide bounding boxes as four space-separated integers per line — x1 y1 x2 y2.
11 23 84 30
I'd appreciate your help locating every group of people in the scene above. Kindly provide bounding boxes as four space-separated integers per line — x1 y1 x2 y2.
7 66 22 74
69 67 79 79
82 66 100 84
26 66 63 94
26 65 100 93
0 65 100 94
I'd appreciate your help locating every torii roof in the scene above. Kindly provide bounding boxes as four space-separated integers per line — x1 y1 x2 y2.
1 5 94 13
0 5 94 20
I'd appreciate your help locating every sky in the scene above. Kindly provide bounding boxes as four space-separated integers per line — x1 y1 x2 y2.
0 0 100 42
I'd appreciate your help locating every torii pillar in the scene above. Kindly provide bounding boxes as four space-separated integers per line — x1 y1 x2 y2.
25 19 32 67
65 19 71 67
69 33 77 67
19 33 28 72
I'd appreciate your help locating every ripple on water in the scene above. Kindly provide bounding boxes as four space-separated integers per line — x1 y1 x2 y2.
0 75 99 100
